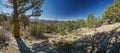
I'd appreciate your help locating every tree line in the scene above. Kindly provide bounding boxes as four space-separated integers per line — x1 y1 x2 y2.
0 0 120 37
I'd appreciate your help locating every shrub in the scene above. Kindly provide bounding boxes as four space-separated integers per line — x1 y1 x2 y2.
0 30 9 49
53 41 76 53
28 23 47 40
59 31 67 35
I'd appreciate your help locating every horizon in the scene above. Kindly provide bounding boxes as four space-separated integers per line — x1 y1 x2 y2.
0 0 120 53
0 0 119 20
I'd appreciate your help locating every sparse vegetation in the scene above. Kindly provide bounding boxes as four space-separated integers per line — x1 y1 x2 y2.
0 0 120 53
59 31 67 35
0 28 9 49
53 41 76 53
28 23 44 40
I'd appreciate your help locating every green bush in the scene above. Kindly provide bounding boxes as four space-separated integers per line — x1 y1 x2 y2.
28 23 47 40
59 31 67 35
53 41 76 53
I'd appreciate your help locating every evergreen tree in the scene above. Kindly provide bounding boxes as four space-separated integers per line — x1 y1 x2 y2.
87 13 96 27
6 0 44 37
102 0 120 24
76 19 86 28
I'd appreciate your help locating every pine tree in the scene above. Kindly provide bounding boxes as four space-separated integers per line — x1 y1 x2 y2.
102 0 120 24
6 0 44 38
87 13 96 27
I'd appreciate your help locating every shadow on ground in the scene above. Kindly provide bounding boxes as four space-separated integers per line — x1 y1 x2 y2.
31 28 120 53
15 28 120 53
74 30 120 53
15 38 34 53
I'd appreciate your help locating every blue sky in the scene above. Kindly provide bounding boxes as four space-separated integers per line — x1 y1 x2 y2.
40 0 114 20
0 0 12 13
0 0 118 20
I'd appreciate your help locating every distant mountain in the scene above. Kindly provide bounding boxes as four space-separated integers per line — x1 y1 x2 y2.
38 20 65 24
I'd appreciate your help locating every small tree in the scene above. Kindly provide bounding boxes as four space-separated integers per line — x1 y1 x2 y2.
0 14 7 25
76 19 86 28
87 13 96 27
19 14 30 29
64 21 73 33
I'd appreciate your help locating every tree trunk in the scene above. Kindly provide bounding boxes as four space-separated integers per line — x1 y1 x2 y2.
13 0 20 38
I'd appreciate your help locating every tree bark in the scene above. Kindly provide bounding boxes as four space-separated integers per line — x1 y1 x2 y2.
13 0 20 38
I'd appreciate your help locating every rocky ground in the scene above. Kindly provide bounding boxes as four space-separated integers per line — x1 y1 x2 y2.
0 23 120 53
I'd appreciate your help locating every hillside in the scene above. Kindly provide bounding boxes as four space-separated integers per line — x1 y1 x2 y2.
0 0 120 53
0 23 120 53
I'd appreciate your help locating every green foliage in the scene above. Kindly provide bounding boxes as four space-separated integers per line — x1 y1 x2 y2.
63 21 74 33
8 0 44 17
28 21 58 35
87 13 97 27
58 24 66 33
28 23 43 39
0 14 7 21
95 17 103 27
6 0 44 37
50 24 57 32
76 19 87 28
102 0 120 24
59 31 67 35
53 41 76 53
0 14 8 25
0 13 13 31
43 24 57 33
9 24 14 33
19 14 30 29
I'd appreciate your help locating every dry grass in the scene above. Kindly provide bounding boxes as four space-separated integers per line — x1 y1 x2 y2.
0 28 9 49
